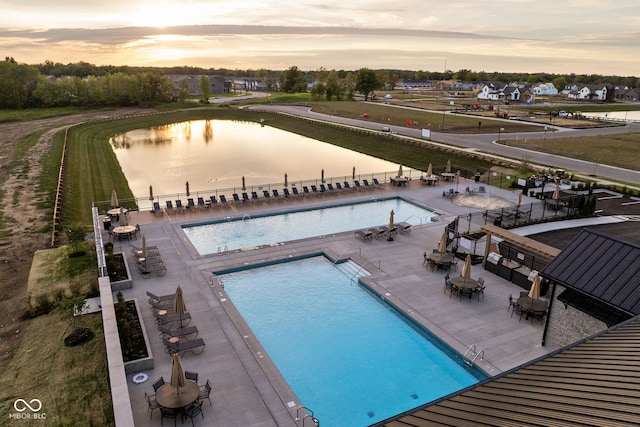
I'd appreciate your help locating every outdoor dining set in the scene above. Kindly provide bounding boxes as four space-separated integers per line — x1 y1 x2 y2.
508 274 549 324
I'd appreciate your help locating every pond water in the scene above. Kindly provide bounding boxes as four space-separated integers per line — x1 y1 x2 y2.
109 120 407 199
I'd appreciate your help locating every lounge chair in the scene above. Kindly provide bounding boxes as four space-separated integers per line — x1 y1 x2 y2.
372 178 381 186
302 186 310 196
310 185 319 195
151 202 162 214
155 311 191 327
343 181 353 191
131 245 159 256
396 222 412 234
219 195 229 205
232 193 241 203
197 197 206 209
137 262 167 277
262 190 272 201
150 299 173 311
292 187 301 197
355 230 373 241
175 200 186 213
158 325 199 340
209 195 218 208
354 180 363 190
319 184 327 193
283 188 291 197
187 198 196 209
242 192 250 202
327 183 335 192
272 189 282 199
335 182 343 191
251 191 260 202
147 291 175 304
363 179 372 189
165 200 175 213
163 337 205 356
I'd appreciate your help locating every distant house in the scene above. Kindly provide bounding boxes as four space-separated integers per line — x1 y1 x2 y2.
563 84 614 101
532 82 558 96
395 79 433 90
166 74 231 96
477 82 521 101
615 87 638 102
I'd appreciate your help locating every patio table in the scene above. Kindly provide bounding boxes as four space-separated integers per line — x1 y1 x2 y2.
155 381 199 410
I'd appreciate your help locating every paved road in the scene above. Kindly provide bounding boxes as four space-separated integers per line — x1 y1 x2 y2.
251 104 640 185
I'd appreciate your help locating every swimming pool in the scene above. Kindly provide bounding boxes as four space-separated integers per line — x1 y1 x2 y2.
218 256 485 427
183 197 438 254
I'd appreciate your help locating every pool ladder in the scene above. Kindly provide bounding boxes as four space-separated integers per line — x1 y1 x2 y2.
463 344 484 369
296 405 320 426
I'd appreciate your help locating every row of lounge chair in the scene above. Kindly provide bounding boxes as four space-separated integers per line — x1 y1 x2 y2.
354 222 412 241
132 245 166 277
150 179 384 214
146 291 206 357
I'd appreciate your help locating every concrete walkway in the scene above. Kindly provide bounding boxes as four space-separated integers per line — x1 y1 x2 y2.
115 179 593 426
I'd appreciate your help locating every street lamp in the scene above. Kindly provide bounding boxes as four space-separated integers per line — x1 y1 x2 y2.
543 125 547 140
498 127 504 141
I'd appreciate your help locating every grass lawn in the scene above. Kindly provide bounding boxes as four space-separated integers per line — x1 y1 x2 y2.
501 133 640 171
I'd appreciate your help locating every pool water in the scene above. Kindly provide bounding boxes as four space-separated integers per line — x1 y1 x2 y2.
183 197 437 254
219 256 484 427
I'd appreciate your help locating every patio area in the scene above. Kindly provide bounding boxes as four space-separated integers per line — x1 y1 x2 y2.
106 179 555 426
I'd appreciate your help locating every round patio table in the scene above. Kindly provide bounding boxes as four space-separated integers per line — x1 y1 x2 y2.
450 276 479 289
517 297 548 312
155 381 199 410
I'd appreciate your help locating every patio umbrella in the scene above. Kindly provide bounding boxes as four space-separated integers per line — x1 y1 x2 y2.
455 170 461 191
516 191 523 208
552 184 560 200
141 234 147 259
397 164 404 177
149 185 154 201
170 353 186 394
461 254 472 280
110 189 119 208
426 163 433 176
119 207 126 226
352 166 356 180
528 274 541 300
321 169 324 182
174 285 187 328
445 160 452 173
437 230 448 253
185 181 190 197
241 176 246 191
284 173 288 188
389 210 395 228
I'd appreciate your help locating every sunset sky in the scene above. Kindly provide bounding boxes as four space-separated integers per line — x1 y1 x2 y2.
1 0 639 75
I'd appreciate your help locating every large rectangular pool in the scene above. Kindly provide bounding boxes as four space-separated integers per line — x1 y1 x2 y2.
183 197 438 254
218 256 486 427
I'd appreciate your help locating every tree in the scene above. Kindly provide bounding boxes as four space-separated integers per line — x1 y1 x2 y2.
355 68 381 101
199 75 211 103
325 70 341 101
281 66 307 93
552 76 567 92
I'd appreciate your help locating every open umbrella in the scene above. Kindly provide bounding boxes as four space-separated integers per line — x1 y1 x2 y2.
185 181 190 197
149 185 154 201
397 164 404 178
445 160 452 173
174 285 187 328
437 230 448 253
426 163 433 177
528 274 541 299
461 254 472 280
389 210 395 228
284 173 288 188
110 189 119 208
170 353 186 394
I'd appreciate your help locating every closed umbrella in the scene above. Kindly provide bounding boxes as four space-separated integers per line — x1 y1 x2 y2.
389 210 395 228
241 176 246 191
455 170 461 191
552 184 560 200
528 274 541 300
284 173 288 188
110 189 119 208
517 191 523 208
141 234 147 259
445 160 452 173
119 207 126 226
352 166 356 180
185 181 190 197
426 163 433 176
170 353 186 394
321 169 324 182
149 185 154 201
461 254 472 280
437 230 448 254
397 164 403 177
174 285 187 328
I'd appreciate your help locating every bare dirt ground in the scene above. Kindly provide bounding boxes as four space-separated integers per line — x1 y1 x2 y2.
0 109 155 377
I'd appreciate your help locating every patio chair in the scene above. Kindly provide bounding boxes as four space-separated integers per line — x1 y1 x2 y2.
198 379 213 406
474 284 486 300
372 178 381 186
327 183 335 192
459 287 474 300
185 370 199 383
292 187 300 197
272 189 282 199
335 182 343 191
283 188 291 197
175 199 186 213
152 201 162 214
242 192 250 202
262 190 272 201
529 310 547 324
508 294 517 312
251 191 260 202
343 181 353 191
209 195 218 208
165 200 175 213
187 198 196 209
158 325 199 340
511 302 527 321
152 377 165 392
302 186 311 196
310 185 319 195
160 406 178 426
319 184 327 193
219 195 229 205
232 193 241 203
145 392 160 420
155 312 191 327
354 180 363 190
197 197 206 209
183 401 204 426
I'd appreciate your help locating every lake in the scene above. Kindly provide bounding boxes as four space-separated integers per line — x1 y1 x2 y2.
109 119 408 199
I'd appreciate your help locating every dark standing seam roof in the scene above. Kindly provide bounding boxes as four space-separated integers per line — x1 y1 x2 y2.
375 317 640 427
539 229 640 315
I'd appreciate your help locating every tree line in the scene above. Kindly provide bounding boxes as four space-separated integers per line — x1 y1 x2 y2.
1 57 637 109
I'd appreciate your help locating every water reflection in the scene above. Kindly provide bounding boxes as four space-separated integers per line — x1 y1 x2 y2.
109 120 404 198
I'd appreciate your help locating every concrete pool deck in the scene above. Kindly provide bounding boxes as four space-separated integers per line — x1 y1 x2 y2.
115 179 556 426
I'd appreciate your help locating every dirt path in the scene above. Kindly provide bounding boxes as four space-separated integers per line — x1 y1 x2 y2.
0 109 155 376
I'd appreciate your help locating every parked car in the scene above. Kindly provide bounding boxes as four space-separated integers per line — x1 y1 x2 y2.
558 110 569 118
